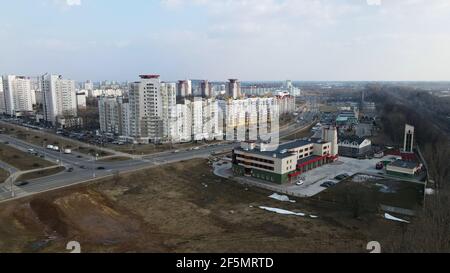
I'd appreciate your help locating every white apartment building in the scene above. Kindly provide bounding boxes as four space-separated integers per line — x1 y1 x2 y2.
1 75 33 116
87 89 123 98
177 80 192 98
202 98 222 140
98 96 123 135
0 77 4 114
41 74 77 125
161 82 177 142
76 92 87 110
227 79 241 99
218 97 279 142
175 101 192 143
128 75 163 143
191 98 204 141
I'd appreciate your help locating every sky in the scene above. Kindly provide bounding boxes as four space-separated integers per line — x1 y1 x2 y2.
1 0 450 82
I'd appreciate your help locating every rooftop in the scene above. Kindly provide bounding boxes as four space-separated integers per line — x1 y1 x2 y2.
235 139 321 159
389 160 419 170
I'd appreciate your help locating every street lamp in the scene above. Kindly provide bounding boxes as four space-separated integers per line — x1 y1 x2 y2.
9 168 15 198
92 153 98 178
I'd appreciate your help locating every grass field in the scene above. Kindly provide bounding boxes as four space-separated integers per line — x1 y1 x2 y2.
0 159 403 253
96 157 131 163
17 167 66 182
0 143 54 171
105 141 220 155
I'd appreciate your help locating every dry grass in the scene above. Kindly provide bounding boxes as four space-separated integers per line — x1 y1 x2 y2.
18 167 66 181
0 168 9 183
0 159 401 253
0 144 54 171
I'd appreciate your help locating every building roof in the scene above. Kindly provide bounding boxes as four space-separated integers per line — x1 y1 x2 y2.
388 160 419 170
338 134 369 145
235 139 315 159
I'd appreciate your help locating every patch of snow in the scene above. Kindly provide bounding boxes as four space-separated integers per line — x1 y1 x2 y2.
425 188 435 195
384 213 409 223
269 193 296 203
310 215 319 219
259 206 305 217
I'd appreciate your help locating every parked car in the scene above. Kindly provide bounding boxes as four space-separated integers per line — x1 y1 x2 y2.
334 174 350 181
97 166 105 170
67 167 74 172
320 181 336 188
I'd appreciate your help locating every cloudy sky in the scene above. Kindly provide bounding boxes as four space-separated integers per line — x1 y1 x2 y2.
1 0 450 81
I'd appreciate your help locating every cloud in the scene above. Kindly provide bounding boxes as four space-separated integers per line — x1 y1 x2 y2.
51 0 82 8
367 0 381 6
66 0 81 6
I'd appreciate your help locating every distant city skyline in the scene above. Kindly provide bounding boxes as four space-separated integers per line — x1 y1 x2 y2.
1 0 450 81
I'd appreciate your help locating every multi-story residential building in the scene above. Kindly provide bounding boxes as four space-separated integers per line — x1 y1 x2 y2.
98 96 124 135
202 98 222 140
175 101 192 143
191 98 204 141
0 77 4 114
276 94 296 115
161 82 177 142
200 80 212 98
84 80 94 91
227 79 241 99
177 80 192 98
41 74 77 125
1 75 34 116
218 97 279 142
128 75 164 143
76 92 87 110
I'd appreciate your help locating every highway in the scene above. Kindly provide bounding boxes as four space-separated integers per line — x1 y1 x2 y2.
0 117 313 203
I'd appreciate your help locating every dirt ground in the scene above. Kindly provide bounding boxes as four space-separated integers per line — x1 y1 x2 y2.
0 159 401 253
0 168 9 183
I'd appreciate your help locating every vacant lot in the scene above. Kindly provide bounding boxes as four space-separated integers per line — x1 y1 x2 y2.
0 159 400 253
314 175 424 219
0 144 54 171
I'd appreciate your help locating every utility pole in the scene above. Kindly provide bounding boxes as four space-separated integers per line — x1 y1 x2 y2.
10 170 15 198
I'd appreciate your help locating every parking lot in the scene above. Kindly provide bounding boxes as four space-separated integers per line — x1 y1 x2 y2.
216 155 402 197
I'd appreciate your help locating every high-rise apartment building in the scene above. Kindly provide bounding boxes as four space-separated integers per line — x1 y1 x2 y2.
41 74 77 125
0 77 4 114
128 75 164 143
1 75 33 116
177 80 192 98
161 82 177 142
200 80 212 98
227 79 241 99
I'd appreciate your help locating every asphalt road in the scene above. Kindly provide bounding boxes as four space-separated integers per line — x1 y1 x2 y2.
0 118 310 202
